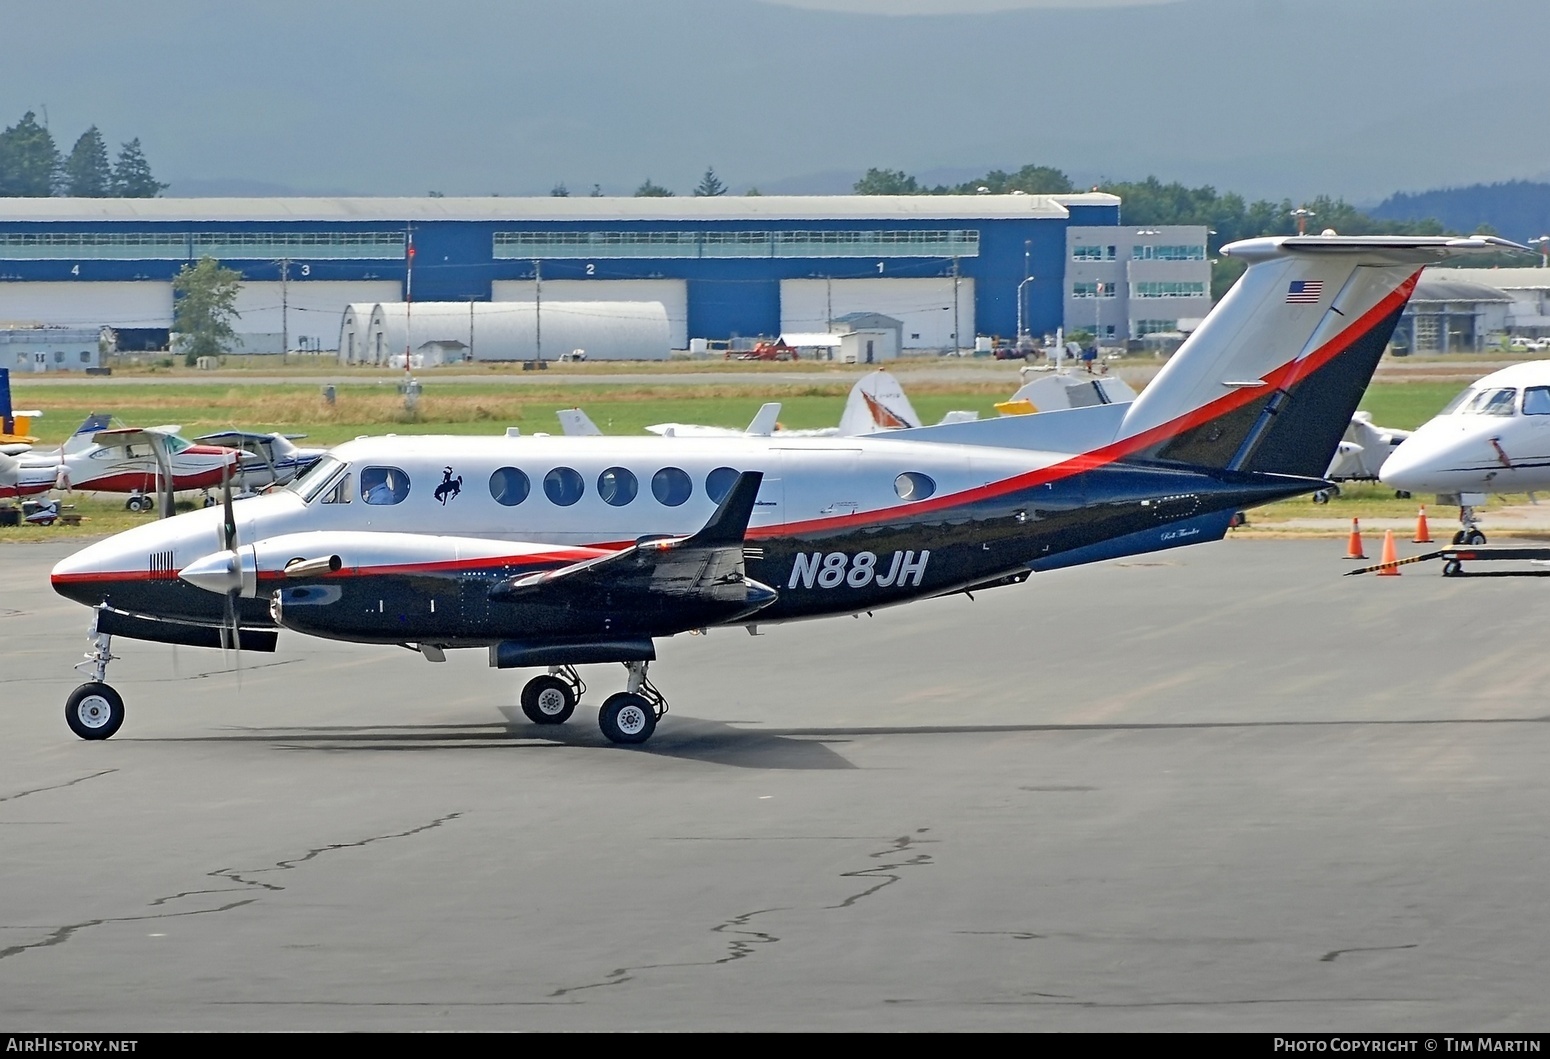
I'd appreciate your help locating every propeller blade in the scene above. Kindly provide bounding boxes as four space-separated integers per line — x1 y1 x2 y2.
221 459 237 553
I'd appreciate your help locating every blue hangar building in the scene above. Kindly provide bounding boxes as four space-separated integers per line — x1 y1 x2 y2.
0 193 1120 354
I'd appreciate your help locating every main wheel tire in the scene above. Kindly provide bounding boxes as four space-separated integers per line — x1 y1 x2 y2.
125 496 145 512
65 682 124 740
520 675 576 725
1312 489 1331 505
1465 529 1487 546
598 692 657 745
1395 490 1413 500
1452 530 1467 545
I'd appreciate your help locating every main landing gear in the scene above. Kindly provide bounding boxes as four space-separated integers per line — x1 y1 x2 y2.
1451 503 1487 546
518 661 667 746
124 491 154 513
66 616 125 740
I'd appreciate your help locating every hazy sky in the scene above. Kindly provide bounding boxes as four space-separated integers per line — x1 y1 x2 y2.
768 0 1175 11
2 0 1543 203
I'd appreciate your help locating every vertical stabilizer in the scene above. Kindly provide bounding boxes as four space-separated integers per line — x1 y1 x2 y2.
1116 235 1527 477
838 370 921 435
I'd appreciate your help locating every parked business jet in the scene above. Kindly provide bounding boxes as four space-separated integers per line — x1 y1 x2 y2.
1379 361 1550 542
49 235 1523 744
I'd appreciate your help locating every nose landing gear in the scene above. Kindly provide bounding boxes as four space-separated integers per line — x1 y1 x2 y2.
67 614 124 740
1451 503 1487 546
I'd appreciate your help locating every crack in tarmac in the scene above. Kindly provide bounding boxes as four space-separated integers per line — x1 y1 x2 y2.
0 769 116 804
0 811 463 963
548 907 786 998
1321 944 1418 963
551 829 936 1000
0 901 258 962
826 829 934 910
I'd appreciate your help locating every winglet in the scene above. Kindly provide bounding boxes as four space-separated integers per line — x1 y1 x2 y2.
682 471 765 548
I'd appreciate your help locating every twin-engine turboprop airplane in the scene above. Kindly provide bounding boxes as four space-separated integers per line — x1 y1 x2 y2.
49 235 1524 744
1379 361 1550 543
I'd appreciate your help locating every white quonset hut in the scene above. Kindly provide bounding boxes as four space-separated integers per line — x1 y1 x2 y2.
342 301 671 364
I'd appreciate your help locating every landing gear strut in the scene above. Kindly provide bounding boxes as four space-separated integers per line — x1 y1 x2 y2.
598 661 666 745
66 614 125 740
1451 504 1487 546
520 665 584 725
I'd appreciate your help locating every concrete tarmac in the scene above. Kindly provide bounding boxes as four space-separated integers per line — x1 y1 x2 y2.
3 536 1550 1032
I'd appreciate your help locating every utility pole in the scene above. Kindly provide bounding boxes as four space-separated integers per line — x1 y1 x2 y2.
533 259 543 364
468 298 475 362
1018 239 1031 348
404 226 416 378
276 257 290 361
951 256 960 355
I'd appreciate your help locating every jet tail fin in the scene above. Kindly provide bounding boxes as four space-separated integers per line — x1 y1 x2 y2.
1116 235 1529 478
556 408 602 437
745 403 781 436
838 370 920 435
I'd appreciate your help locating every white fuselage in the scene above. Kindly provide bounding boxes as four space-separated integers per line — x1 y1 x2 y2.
1380 362 1550 497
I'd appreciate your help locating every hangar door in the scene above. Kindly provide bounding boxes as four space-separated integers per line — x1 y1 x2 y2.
233 281 400 352
0 282 173 329
780 278 974 351
493 279 687 350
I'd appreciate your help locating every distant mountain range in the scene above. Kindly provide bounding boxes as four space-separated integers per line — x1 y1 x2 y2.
1370 181 1550 244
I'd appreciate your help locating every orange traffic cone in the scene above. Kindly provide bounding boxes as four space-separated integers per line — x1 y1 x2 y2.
1345 518 1367 559
1413 505 1433 544
1377 529 1401 576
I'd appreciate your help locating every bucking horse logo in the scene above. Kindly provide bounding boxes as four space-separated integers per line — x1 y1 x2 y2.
434 466 463 506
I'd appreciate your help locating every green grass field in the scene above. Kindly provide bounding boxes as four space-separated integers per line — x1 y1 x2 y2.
0 371 1498 541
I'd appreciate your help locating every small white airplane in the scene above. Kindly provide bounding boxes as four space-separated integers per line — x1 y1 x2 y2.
1379 361 1550 543
49 234 1523 744
0 418 241 512
194 430 327 494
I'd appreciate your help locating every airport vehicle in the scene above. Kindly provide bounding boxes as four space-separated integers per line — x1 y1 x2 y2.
726 340 799 362
0 421 241 511
49 235 1522 744
1379 361 1550 542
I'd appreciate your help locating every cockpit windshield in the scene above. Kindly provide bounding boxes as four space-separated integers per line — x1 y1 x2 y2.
290 454 346 502
1443 387 1518 416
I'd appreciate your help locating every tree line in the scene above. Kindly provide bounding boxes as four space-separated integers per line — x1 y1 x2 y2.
0 111 167 197
853 165 1469 296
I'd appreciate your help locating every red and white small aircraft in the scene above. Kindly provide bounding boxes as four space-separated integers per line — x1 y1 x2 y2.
0 418 240 511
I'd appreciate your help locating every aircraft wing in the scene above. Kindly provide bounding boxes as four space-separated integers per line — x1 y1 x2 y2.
488 471 777 617
195 430 279 448
91 426 182 450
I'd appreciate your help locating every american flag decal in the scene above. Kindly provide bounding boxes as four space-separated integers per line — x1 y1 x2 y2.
1286 279 1323 304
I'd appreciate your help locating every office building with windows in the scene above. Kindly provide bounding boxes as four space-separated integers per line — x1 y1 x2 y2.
1064 224 1214 345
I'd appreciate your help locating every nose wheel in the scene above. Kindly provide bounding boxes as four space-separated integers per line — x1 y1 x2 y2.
66 682 125 740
